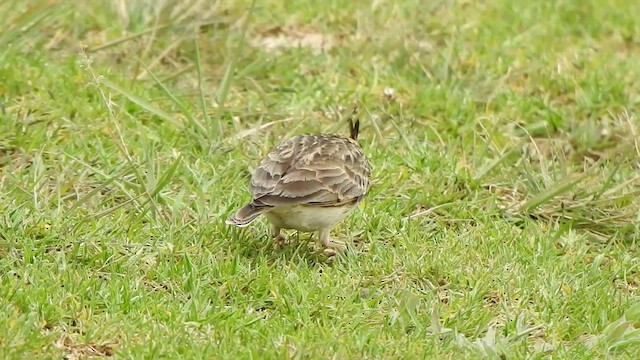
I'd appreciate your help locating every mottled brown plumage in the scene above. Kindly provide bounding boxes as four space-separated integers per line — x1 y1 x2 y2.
226 119 370 253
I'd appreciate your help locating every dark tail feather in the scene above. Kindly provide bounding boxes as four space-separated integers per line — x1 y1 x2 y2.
349 104 360 140
226 203 270 227
349 118 360 140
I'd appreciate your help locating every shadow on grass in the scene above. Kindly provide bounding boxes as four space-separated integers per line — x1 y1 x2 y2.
223 227 343 266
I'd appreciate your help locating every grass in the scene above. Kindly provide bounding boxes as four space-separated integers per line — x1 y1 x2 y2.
1 0 640 358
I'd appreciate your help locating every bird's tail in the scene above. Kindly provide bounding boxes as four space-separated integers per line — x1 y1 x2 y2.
348 106 360 140
225 203 270 227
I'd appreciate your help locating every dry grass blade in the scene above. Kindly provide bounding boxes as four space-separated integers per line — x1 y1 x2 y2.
159 64 196 83
403 202 454 221
136 39 184 80
87 24 172 53
234 118 295 140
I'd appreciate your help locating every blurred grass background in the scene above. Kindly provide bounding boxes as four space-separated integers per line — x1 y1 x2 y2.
1 0 640 358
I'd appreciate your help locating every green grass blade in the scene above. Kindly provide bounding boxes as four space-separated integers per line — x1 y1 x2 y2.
150 156 182 198
141 61 208 135
0 1 59 48
216 0 256 107
518 172 592 213
99 77 183 128
194 37 222 139
474 141 524 181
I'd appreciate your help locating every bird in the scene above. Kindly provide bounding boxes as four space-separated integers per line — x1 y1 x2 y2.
226 116 371 255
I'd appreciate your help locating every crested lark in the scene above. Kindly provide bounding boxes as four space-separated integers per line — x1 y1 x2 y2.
226 118 371 254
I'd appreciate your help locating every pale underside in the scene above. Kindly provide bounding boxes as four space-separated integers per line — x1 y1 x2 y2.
263 203 357 233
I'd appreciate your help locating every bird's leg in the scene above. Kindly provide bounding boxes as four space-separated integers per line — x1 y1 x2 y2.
271 225 286 244
319 228 346 256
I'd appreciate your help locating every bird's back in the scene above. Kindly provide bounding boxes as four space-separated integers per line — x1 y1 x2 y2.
249 133 370 207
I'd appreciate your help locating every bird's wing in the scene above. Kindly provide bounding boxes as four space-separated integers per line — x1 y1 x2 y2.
249 135 370 207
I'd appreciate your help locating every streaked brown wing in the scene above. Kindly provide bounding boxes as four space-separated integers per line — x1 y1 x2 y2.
249 134 370 207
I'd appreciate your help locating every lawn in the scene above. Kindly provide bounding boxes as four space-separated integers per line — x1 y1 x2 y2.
1 0 640 358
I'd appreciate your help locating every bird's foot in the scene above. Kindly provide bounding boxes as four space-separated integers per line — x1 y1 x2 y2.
274 233 287 245
319 229 347 257
322 240 347 257
271 226 287 246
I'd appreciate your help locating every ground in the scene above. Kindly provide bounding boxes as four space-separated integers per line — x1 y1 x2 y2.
1 0 640 358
